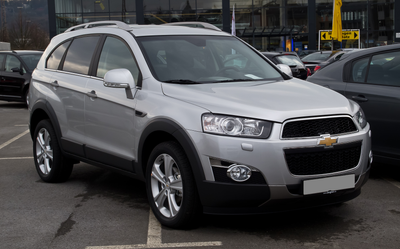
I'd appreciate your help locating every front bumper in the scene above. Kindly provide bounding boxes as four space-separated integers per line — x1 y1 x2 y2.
188 121 371 214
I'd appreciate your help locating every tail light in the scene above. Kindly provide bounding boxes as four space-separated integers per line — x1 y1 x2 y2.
307 68 312 76
314 65 321 73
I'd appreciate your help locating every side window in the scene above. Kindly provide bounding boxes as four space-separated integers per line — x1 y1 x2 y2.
63 36 100 75
351 57 369 83
0 54 5 70
47 40 71 70
367 51 400 86
5 55 26 73
96 36 139 82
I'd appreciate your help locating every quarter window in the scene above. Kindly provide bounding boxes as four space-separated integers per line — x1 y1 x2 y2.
47 41 71 70
96 36 139 82
351 57 369 83
62 36 100 75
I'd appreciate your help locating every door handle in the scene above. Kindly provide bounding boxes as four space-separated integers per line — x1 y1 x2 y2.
50 80 59 87
86 90 97 98
351 95 368 102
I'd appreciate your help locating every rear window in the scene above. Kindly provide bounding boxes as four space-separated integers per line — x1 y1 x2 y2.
274 55 304 67
62 36 100 75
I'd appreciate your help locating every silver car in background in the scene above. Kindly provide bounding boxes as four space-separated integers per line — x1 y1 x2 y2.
29 21 372 228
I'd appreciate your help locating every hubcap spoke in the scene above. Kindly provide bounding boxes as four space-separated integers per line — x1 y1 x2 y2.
167 192 180 217
37 150 44 163
163 154 174 178
44 130 51 146
36 136 46 151
169 178 183 192
46 150 53 160
154 188 167 208
44 158 51 174
151 166 166 184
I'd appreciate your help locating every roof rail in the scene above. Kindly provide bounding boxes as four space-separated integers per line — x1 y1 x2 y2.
64 20 133 33
161 22 221 31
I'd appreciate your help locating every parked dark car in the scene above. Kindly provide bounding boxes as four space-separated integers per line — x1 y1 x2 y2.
302 50 346 74
262 52 310 80
307 44 400 165
0 50 43 106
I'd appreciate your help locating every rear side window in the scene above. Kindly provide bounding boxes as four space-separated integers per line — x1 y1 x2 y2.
96 36 139 82
367 51 400 86
62 36 100 75
47 41 71 70
275 55 303 67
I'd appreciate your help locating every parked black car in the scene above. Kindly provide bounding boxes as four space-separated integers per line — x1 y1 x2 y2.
307 44 400 165
302 50 346 74
262 52 310 80
0 50 43 106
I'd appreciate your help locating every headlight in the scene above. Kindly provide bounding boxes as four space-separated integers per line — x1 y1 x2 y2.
202 113 272 138
355 108 367 129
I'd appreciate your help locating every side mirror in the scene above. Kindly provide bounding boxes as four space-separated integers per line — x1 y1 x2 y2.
11 67 23 75
276 64 293 77
103 68 136 99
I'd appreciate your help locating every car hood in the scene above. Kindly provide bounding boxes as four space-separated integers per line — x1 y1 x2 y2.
161 79 358 123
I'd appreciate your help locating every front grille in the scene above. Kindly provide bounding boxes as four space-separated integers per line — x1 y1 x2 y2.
284 141 362 175
212 167 267 184
282 117 357 138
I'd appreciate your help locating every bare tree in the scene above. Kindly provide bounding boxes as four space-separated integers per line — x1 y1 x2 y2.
8 11 49 50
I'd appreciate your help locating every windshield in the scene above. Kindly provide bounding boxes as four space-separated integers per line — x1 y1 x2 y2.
302 52 331 62
137 35 282 83
275 55 304 67
20 54 43 71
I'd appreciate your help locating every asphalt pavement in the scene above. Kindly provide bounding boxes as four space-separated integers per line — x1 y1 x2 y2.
0 100 399 249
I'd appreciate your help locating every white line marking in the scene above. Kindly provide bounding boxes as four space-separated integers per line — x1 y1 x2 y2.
0 157 33 160
0 130 29 150
383 178 400 189
15 124 28 127
85 209 222 249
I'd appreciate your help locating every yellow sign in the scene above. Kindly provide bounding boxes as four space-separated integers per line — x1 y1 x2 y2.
321 30 359 41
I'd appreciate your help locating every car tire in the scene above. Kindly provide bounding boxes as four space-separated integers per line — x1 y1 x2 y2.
146 141 201 229
24 88 29 107
33 119 73 183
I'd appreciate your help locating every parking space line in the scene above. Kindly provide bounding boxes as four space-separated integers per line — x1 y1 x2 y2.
383 178 400 189
85 209 222 249
15 124 28 127
0 130 29 150
0 157 33 160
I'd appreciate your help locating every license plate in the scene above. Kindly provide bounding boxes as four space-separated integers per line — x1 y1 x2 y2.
303 174 355 195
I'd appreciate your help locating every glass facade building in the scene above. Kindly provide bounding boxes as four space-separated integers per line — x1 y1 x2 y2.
48 0 400 52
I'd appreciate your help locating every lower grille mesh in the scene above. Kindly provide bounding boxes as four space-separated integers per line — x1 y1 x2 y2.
284 141 362 175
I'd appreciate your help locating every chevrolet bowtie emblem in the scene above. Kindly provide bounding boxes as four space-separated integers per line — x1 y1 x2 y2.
318 135 338 147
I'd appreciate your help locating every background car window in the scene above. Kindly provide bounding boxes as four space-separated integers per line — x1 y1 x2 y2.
47 41 71 70
5 55 26 73
351 57 369 83
367 51 400 86
0 54 5 70
63 36 99 75
20 54 43 71
302 52 331 62
96 36 139 82
275 55 303 67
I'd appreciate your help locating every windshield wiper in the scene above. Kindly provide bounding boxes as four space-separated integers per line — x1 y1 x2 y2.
163 79 201 84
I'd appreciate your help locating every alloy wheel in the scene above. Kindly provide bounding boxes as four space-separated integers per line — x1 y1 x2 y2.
35 128 53 175
150 153 183 218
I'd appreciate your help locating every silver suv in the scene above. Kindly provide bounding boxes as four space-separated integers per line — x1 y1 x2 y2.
29 21 372 228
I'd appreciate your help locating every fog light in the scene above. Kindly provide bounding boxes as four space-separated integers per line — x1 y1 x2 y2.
227 165 252 182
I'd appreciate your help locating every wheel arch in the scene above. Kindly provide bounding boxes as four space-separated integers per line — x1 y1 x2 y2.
137 119 205 185
30 99 63 147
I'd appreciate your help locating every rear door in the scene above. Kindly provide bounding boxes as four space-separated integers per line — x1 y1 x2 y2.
45 35 101 157
84 35 140 172
345 50 400 161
